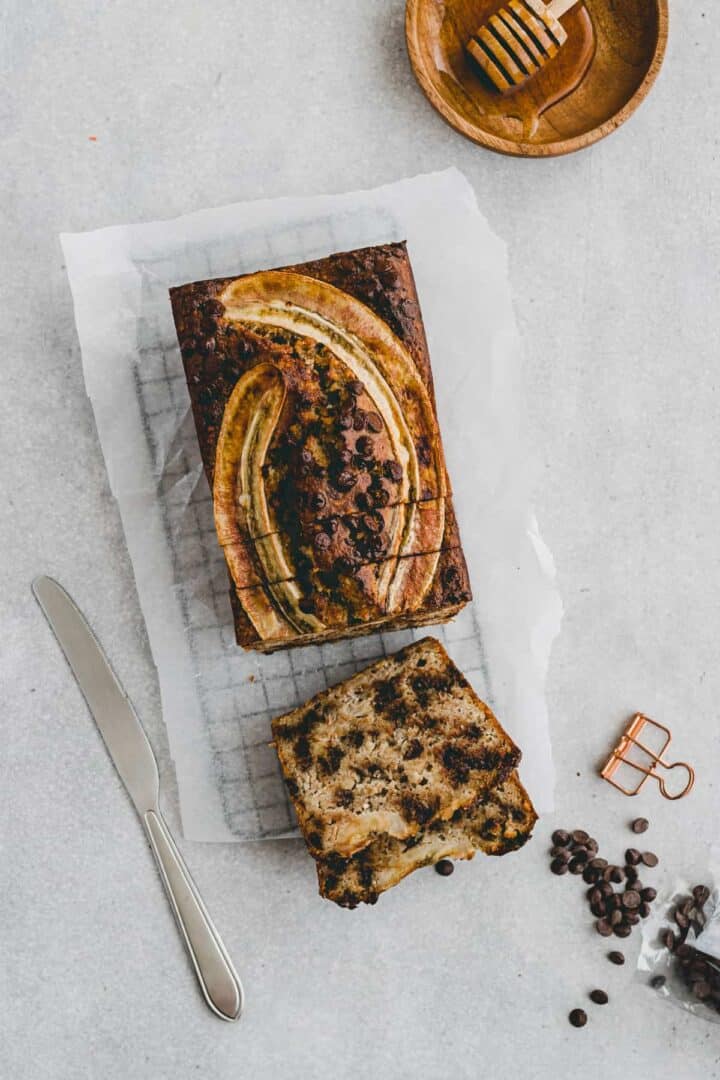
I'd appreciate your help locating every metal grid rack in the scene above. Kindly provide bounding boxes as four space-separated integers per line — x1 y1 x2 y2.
129 217 493 840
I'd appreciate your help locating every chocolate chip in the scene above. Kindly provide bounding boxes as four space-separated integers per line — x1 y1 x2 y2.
372 484 390 507
435 859 454 877
201 298 225 317
324 515 340 535
353 410 367 431
348 379 364 397
609 867 624 884
310 492 327 512
624 865 638 884
551 858 569 876
675 909 690 930
589 990 608 1005
366 411 383 433
641 887 657 902
622 890 641 910
337 448 354 467
639 903 652 919
651 975 666 990
642 851 659 868
693 885 711 906
608 951 625 966
572 830 590 845
614 923 632 939
625 912 641 926
660 928 677 951
339 412 354 430
363 512 383 534
355 435 375 459
631 817 649 834
596 919 613 937
609 909 623 927
583 866 600 885
551 846 571 859
625 848 642 866
314 532 331 550
588 887 603 906
572 848 590 865
384 459 403 483
568 1009 587 1028
589 857 608 870
568 857 585 875
334 470 357 492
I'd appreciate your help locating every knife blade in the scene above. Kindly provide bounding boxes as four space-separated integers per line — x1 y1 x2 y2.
32 575 244 1023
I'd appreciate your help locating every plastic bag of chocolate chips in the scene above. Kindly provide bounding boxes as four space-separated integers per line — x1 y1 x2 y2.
637 871 720 1024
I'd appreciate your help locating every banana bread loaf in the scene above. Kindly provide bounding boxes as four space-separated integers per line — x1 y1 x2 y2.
170 243 471 651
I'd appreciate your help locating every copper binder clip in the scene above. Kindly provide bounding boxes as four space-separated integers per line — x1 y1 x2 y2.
601 713 695 800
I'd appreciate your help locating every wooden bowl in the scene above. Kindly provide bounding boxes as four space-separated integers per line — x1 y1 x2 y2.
405 0 668 157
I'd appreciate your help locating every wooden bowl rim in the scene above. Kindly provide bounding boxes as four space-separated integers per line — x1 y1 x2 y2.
405 0 669 158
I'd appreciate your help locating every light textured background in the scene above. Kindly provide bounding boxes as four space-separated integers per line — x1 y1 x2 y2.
2 2 719 1078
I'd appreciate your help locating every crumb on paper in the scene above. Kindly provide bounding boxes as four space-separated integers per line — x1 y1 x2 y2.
88 135 97 142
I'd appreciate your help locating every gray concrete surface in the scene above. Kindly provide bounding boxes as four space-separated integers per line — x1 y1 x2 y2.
3 2 720 1077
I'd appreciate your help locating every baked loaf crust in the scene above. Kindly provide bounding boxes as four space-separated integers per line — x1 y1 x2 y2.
170 243 471 651
315 772 537 908
271 638 521 859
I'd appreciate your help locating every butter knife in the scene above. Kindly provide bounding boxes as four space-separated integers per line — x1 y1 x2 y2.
32 575 243 1023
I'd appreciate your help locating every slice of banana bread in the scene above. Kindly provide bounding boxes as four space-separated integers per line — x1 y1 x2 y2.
272 637 521 858
315 771 537 908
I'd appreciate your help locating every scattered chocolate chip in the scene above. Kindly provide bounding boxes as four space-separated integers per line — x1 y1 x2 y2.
365 411 383 433
608 951 625 966
334 470 358 492
355 435 375 459
384 459 403 483
589 990 608 1005
551 858 569 876
639 903 652 919
569 857 585 875
435 859 454 877
348 379 364 397
609 910 623 927
310 492 327 512
642 851 659 868
625 912 641 926
313 532 331 550
651 975 667 990
590 858 608 871
353 410 367 431
622 890 641 910
569 1009 587 1028
609 867 624 884
693 885 711 906
625 848 642 866
631 817 649 834
572 830 590 845
596 919 613 937
551 845 571 859
338 412 354 430
675 910 689 930
614 924 632 939
660 928 677 951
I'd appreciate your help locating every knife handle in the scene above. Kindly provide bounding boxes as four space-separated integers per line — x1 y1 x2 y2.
143 810 243 1022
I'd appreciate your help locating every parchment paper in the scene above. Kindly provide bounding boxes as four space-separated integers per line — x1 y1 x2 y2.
61 168 562 841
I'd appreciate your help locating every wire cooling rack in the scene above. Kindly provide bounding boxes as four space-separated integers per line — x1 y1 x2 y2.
129 215 493 840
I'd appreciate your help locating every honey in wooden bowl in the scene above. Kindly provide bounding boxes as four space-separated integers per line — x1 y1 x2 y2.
406 0 668 157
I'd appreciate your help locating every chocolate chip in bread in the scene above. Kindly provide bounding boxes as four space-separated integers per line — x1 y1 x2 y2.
272 637 520 859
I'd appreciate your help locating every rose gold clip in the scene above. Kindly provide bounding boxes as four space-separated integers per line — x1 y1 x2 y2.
601 713 695 800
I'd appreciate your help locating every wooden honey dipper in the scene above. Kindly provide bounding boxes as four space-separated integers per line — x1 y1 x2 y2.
466 0 582 93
